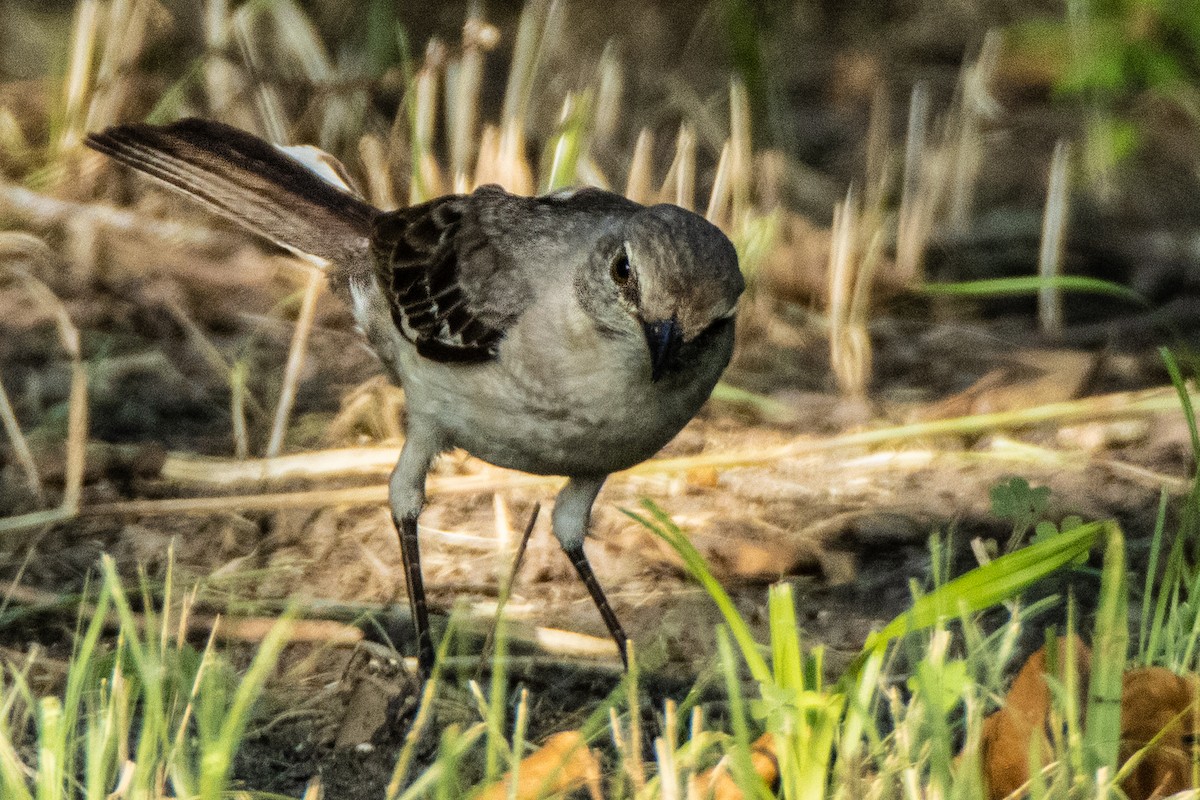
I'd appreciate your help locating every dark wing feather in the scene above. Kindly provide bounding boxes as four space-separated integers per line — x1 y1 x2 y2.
370 195 508 363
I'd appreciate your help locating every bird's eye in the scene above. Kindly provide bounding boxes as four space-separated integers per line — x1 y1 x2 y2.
610 252 631 286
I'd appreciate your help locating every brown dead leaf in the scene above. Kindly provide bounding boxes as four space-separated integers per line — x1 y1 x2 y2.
978 636 1090 800
1120 668 1200 800
690 732 779 799
977 640 1200 800
473 731 601 800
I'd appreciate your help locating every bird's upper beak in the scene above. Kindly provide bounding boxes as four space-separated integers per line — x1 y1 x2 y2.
643 318 684 382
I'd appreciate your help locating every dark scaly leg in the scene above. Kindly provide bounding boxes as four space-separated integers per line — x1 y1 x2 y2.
395 513 434 675
564 543 629 667
553 476 628 666
389 433 438 677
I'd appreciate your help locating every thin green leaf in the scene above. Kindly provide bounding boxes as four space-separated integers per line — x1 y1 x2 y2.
865 521 1105 649
1083 524 1127 789
625 500 771 682
920 276 1146 305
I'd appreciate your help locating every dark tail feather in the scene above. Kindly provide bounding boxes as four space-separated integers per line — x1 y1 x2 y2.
86 118 377 273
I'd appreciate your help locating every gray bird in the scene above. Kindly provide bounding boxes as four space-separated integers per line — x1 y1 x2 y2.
86 118 744 674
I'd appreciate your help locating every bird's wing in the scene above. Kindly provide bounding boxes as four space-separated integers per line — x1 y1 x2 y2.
369 188 521 362
370 184 642 363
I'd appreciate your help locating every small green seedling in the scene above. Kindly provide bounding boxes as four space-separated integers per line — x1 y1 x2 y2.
990 476 1085 557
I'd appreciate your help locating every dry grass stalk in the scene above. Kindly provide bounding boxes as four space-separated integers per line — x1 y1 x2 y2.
473 121 535 194
358 134 398 209
160 445 404 485
827 188 873 396
593 42 624 149
624 129 655 204
0 257 88 535
162 292 239 391
527 618 618 659
323 376 405 442
475 501 540 673
729 78 753 226
657 699 681 800
230 360 251 459
501 0 550 131
162 436 1155 492
85 0 160 137
661 123 697 210
1039 139 1071 334
449 15 500 193
80 470 566 519
894 41 999 281
706 141 733 228
635 385 1200 474
0 376 41 500
230 3 287 144
895 81 931 284
411 39 448 202
301 776 323 800
1 580 359 645
203 0 237 117
201 615 361 644
59 0 101 154
72 385 1197 524
266 265 323 457
0 235 49 500
946 30 1001 231
0 182 223 248
63 212 100 289
244 0 352 149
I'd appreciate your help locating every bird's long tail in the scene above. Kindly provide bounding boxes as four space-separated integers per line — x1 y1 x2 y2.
86 118 377 277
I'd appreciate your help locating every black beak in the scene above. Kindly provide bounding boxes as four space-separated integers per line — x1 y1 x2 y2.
643 318 684 382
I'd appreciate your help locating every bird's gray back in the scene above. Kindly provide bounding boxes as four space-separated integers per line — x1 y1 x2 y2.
367 184 641 362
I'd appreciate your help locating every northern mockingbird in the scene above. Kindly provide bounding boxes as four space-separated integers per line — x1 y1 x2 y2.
86 118 744 674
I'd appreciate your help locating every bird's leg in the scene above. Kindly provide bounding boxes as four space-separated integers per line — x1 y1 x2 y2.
395 514 433 675
553 476 629 668
390 435 438 677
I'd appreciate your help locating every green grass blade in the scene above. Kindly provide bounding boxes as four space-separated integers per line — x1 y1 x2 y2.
1083 524 1128 791
62 581 112 798
34 697 64 800
626 500 771 682
768 582 802 690
1161 348 1200 459
864 521 1104 652
837 645 883 768
919 275 1147 305
1136 488 1168 665
1175 566 1200 672
200 611 294 800
716 628 771 800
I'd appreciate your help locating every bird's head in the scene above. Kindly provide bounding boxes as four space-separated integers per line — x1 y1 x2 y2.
579 204 744 381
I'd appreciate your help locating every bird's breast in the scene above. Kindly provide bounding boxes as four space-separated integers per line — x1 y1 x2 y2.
361 281 732 477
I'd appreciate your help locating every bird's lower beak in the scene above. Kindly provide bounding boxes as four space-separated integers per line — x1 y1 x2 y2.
643 318 684 382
